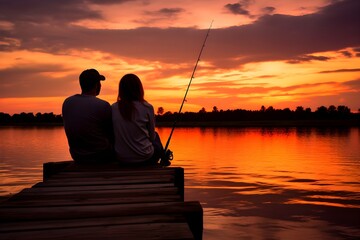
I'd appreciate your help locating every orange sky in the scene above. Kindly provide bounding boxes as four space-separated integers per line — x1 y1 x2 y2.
0 0 359 114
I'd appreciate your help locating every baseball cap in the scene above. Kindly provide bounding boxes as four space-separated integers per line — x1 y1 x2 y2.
79 69 106 82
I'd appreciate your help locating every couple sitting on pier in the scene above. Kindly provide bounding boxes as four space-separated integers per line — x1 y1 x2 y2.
62 69 172 166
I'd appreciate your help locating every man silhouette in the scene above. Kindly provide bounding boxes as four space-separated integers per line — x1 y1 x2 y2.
62 69 113 163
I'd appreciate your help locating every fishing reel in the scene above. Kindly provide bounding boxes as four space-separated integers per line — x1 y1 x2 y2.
160 149 173 167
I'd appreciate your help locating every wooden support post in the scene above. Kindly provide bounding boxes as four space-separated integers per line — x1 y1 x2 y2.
174 167 185 201
184 201 203 240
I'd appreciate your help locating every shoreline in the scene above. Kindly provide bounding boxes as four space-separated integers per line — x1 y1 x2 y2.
156 119 360 128
0 119 359 128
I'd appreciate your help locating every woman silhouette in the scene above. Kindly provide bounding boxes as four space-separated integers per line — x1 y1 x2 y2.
112 73 170 165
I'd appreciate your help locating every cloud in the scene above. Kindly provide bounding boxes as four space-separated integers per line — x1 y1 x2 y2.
262 6 276 14
353 47 360 57
145 8 185 17
287 55 331 64
0 0 359 68
191 78 357 101
177 78 360 111
224 3 250 16
136 7 186 25
207 0 360 67
0 64 77 97
342 79 360 90
88 0 132 4
318 68 360 74
339 50 352 58
0 0 102 24
0 0 132 24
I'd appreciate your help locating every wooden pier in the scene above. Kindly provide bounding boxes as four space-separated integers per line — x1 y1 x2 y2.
0 161 203 240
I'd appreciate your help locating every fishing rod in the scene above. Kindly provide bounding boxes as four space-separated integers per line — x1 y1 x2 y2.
162 21 213 163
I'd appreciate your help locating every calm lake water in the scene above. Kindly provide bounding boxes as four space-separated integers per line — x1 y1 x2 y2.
1 126 360 239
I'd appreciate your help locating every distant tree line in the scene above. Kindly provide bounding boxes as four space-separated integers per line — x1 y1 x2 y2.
1 105 359 125
155 105 359 123
0 112 62 125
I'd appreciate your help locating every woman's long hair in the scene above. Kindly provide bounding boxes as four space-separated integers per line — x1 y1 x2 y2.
117 73 145 121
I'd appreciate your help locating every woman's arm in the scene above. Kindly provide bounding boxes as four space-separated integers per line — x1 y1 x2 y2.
147 104 156 141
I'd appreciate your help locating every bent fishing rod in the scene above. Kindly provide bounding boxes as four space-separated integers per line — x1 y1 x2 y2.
163 21 213 157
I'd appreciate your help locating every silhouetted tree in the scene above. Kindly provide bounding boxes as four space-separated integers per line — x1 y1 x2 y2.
266 106 274 112
212 106 219 113
10 112 34 123
295 106 304 113
0 112 11 124
199 107 206 114
328 105 336 113
283 108 291 112
295 106 305 119
157 107 164 115
316 106 328 119
337 105 351 119
337 105 350 114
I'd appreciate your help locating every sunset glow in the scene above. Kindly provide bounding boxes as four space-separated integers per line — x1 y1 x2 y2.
0 0 359 114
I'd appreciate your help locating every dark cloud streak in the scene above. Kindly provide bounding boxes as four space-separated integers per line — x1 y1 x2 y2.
138 7 186 25
287 55 331 64
262 6 275 14
224 3 250 16
146 8 185 16
0 0 132 24
318 68 360 74
0 0 102 24
339 50 352 58
88 0 132 4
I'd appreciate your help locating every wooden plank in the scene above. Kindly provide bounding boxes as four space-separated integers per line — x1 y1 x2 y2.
0 222 194 240
43 161 182 179
0 195 181 207
60 166 178 171
34 175 174 187
0 214 186 232
61 165 177 173
49 169 178 178
19 183 175 193
0 201 203 222
8 187 179 200
46 174 174 181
